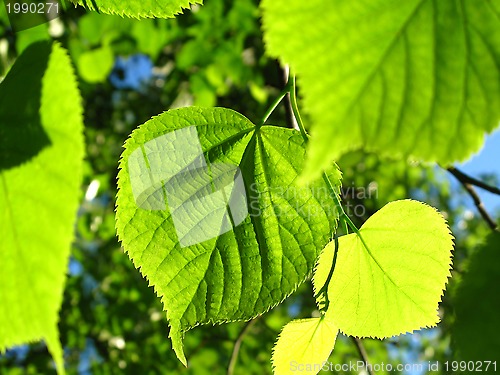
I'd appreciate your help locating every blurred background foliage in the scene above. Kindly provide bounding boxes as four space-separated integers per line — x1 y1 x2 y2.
0 1 499 374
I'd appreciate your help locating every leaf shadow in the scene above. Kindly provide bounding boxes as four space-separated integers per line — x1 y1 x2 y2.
0 41 53 172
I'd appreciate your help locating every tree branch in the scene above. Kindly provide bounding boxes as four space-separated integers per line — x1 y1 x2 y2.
447 167 500 196
227 319 257 375
446 167 498 231
351 337 374 375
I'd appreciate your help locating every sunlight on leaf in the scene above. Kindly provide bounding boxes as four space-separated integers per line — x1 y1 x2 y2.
262 0 500 181
0 41 84 374
115 107 341 364
313 200 453 338
272 318 338 375
69 0 202 19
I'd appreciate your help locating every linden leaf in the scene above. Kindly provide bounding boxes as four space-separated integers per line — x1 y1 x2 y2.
69 0 202 19
115 107 341 364
0 41 84 374
314 200 453 338
272 318 338 375
262 0 500 181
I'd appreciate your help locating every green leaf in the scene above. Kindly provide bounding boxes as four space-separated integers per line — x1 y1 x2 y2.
115 107 341 364
262 0 500 181
70 0 203 19
313 200 453 338
77 46 114 83
0 42 84 374
272 318 338 375
451 231 500 362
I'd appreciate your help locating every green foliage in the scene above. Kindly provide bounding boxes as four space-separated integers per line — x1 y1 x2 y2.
115 107 341 364
272 317 338 375
0 0 496 373
261 0 500 181
70 0 202 19
77 46 114 83
314 200 453 338
451 231 500 363
0 41 84 374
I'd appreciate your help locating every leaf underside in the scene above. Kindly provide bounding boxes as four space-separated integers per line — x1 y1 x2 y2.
262 0 500 181
115 107 342 364
314 200 453 338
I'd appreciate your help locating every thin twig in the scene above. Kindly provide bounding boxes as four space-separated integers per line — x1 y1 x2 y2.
447 167 500 196
460 182 497 231
446 168 498 231
227 319 258 375
351 337 375 375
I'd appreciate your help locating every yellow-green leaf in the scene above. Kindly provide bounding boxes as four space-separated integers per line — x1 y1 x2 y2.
314 200 453 338
0 42 84 374
272 318 338 375
262 0 500 181
70 0 202 19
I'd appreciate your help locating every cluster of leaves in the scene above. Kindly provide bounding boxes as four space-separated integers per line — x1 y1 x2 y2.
1 0 499 374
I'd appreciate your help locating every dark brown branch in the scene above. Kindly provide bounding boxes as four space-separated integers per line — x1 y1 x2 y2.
460 181 497 231
446 167 498 231
447 167 500 196
227 319 257 375
351 337 375 375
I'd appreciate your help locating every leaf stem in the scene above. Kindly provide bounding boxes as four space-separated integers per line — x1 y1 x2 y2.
287 74 372 309
317 234 339 312
288 75 359 235
258 79 293 128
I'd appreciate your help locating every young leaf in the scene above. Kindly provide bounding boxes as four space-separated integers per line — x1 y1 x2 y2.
451 231 500 362
115 107 341 364
69 0 202 19
313 200 453 338
0 42 84 374
272 318 338 375
262 0 500 181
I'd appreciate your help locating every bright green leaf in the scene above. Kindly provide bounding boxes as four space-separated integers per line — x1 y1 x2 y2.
70 0 202 19
272 318 338 375
262 0 500 181
313 200 453 338
452 231 500 362
115 107 341 364
0 42 84 374
77 46 114 83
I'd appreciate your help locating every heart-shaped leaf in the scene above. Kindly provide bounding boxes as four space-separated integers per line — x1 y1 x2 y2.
115 107 341 363
314 200 453 338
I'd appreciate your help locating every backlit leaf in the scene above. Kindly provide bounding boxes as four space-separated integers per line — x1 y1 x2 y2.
272 318 338 375
0 41 84 374
115 107 341 364
69 0 202 19
262 0 500 181
313 200 453 338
